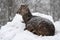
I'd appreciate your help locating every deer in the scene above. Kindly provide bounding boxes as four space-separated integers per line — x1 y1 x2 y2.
17 5 55 36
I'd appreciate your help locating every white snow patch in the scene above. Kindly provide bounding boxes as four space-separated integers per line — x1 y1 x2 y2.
0 12 60 40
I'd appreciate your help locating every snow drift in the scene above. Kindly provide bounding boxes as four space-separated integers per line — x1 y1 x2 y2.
0 12 60 40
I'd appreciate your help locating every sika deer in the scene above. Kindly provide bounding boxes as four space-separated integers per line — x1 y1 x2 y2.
17 5 55 36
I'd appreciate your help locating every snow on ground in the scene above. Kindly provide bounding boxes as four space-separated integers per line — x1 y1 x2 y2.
0 12 60 40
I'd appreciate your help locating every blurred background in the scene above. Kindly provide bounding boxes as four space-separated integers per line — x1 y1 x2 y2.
0 0 60 26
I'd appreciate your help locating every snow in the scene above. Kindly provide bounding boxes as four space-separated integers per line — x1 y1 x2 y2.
0 12 60 40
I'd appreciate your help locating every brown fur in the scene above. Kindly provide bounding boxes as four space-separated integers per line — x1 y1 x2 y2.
17 5 55 36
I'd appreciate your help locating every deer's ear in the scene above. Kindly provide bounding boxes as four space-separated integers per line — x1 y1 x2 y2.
21 4 28 7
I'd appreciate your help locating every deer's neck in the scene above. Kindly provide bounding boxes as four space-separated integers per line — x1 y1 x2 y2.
22 13 32 23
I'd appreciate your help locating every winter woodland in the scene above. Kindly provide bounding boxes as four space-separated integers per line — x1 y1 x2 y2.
0 0 60 40
0 0 60 26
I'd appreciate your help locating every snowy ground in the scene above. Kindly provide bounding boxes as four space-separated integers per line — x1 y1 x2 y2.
0 12 60 40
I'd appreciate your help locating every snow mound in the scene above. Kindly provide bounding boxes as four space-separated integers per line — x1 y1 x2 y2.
0 12 60 40
32 12 54 23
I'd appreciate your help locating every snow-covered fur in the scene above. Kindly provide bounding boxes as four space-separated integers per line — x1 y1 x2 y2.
17 5 55 36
